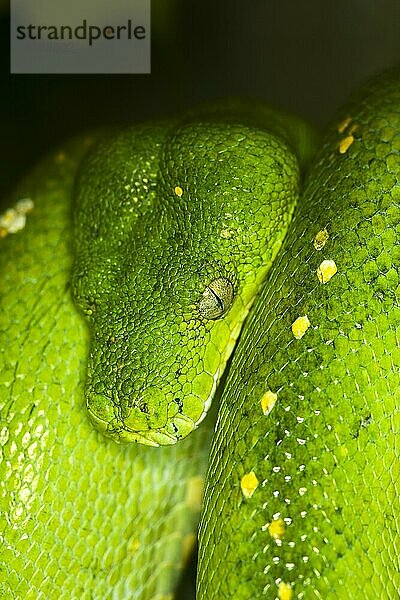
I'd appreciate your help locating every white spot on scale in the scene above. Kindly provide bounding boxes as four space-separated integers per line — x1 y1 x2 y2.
273 512 281 520
0 198 34 237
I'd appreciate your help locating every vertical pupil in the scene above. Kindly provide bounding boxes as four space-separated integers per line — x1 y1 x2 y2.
208 286 225 313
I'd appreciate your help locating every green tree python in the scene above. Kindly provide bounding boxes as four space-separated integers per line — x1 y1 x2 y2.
0 68 399 599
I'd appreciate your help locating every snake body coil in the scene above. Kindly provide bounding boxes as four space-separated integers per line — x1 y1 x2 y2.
0 69 399 599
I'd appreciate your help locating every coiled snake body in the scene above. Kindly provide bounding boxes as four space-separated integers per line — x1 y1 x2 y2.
0 69 399 599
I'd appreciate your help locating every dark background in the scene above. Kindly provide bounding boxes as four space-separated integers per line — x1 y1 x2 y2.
1 0 400 597
2 0 400 201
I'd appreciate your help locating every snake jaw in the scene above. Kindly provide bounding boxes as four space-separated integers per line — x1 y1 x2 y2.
102 414 198 447
121 369 218 445
85 387 208 446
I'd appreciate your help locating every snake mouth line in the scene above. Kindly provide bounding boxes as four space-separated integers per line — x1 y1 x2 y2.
88 390 214 447
86 405 192 446
110 412 197 447
87 369 218 446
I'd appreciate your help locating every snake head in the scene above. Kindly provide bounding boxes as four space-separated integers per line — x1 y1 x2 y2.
71 115 299 445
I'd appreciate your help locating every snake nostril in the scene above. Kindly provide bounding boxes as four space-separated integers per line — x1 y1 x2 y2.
121 386 169 430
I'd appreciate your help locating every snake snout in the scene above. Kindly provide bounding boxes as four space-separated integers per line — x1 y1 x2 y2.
86 386 197 446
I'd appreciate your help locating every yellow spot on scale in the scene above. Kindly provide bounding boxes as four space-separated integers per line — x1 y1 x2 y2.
313 228 329 250
261 390 278 415
339 135 354 154
317 259 337 283
240 471 259 498
292 315 310 339
337 116 352 134
220 228 234 239
185 475 204 511
268 517 285 540
278 581 293 600
174 186 183 197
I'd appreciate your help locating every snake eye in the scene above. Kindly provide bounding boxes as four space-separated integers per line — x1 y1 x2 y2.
199 277 234 320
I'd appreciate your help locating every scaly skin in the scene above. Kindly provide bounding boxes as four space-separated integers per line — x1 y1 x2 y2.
71 111 314 445
0 137 216 599
0 104 313 597
198 72 400 598
0 71 398 599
